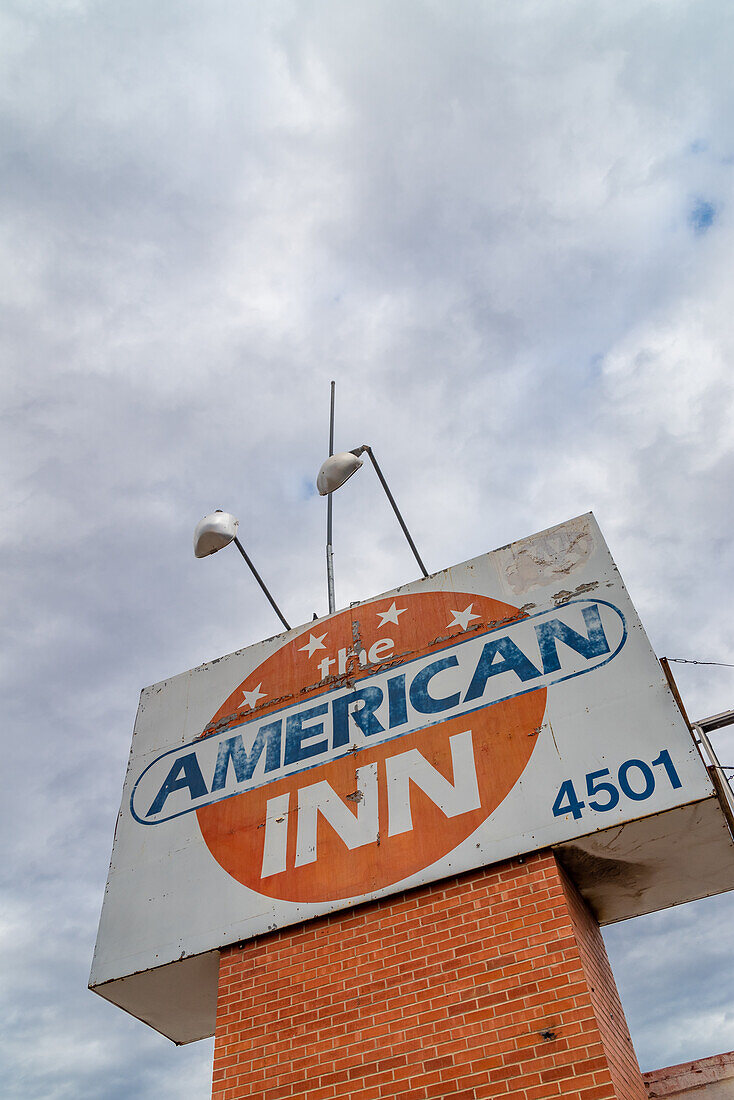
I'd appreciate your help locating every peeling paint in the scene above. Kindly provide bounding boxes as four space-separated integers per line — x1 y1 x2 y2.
501 515 595 596
552 581 600 606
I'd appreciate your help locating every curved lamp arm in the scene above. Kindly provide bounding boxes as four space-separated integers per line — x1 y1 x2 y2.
316 443 429 583
350 445 429 579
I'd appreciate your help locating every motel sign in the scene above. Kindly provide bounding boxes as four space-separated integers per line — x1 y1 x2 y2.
90 514 722 1043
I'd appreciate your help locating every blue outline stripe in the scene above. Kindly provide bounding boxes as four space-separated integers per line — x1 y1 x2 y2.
131 598 627 825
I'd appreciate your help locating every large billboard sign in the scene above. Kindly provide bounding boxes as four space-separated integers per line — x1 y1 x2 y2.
90 514 715 1038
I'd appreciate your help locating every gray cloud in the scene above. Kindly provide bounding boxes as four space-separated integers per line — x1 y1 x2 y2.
2 0 734 1093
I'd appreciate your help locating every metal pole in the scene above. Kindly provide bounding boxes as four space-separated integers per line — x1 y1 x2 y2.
326 381 336 614
692 719 734 842
233 536 291 631
361 445 429 578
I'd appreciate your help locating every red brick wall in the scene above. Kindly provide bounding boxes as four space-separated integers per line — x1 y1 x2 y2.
558 863 645 1100
212 851 645 1100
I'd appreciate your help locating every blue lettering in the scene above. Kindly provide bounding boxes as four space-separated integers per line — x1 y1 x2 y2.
535 604 610 674
284 703 329 765
332 687 385 746
147 753 207 816
464 638 541 703
410 655 460 714
210 720 282 792
332 695 350 748
387 674 408 729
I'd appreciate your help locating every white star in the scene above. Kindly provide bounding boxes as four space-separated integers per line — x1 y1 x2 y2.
298 632 328 658
447 604 481 631
239 683 267 710
377 601 406 627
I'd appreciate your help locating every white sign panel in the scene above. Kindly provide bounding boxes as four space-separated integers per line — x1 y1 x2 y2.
91 514 713 1025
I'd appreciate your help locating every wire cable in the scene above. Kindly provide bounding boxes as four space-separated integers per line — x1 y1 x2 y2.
660 655 734 664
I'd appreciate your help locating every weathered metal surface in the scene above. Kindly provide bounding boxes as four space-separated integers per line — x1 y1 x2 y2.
90 513 722 1042
644 1050 734 1097
554 796 734 924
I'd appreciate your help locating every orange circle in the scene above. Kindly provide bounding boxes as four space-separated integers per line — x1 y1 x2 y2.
197 590 545 902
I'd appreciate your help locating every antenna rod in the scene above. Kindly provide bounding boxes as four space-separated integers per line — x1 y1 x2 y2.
326 381 336 614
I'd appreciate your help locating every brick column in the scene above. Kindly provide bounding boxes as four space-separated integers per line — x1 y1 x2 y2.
211 851 645 1100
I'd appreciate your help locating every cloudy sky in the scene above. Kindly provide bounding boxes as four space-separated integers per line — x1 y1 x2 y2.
3 0 734 1095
